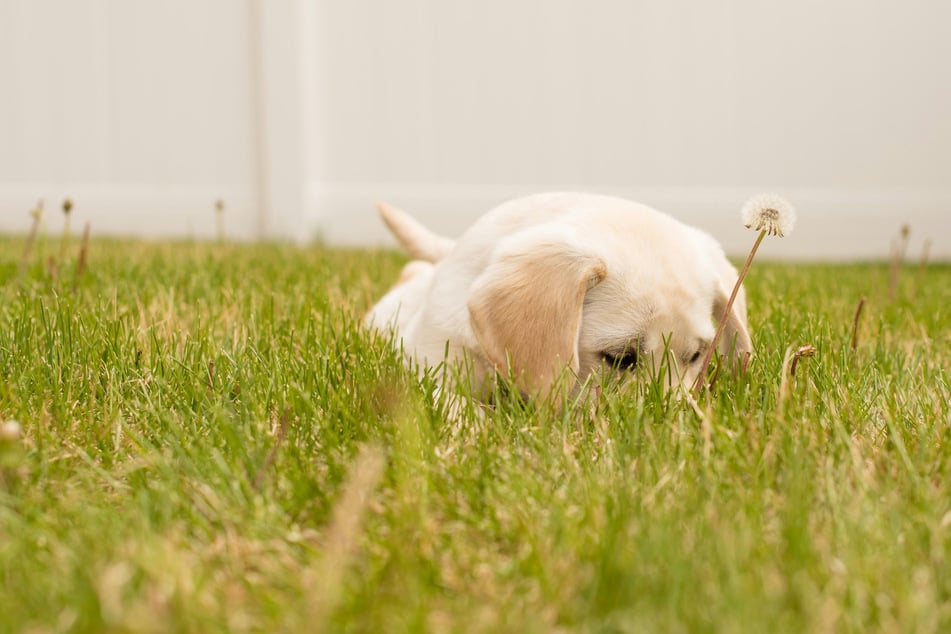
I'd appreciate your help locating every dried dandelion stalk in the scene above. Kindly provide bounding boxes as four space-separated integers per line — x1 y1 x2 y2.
306 444 386 623
779 344 817 404
851 296 866 353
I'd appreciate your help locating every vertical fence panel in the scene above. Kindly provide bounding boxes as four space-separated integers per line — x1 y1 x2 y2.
0 0 261 239
1 1 949 258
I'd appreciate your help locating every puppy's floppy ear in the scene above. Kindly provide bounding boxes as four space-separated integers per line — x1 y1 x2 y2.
467 230 606 397
712 280 753 368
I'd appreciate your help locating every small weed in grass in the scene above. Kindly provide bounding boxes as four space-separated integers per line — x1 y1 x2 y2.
0 235 949 632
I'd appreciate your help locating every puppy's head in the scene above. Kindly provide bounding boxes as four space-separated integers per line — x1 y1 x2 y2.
467 226 607 397
467 224 751 397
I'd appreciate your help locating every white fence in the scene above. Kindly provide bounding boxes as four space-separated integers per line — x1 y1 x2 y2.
1 0 949 259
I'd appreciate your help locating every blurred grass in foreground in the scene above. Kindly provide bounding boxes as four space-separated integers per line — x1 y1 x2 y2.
0 234 949 633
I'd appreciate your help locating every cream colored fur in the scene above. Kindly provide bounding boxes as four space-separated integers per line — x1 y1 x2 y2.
365 192 752 398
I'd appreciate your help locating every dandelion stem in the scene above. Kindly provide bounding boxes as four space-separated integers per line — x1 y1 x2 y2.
693 229 766 394
60 199 73 263
888 225 910 301
18 200 44 279
912 239 931 299
215 199 225 243
778 345 795 404
73 222 91 291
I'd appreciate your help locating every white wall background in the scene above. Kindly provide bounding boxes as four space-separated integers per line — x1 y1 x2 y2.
1 0 949 259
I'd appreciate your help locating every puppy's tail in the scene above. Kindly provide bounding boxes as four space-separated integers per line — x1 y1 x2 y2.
377 202 455 262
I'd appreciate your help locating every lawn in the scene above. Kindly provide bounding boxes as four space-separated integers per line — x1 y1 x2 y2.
0 234 949 633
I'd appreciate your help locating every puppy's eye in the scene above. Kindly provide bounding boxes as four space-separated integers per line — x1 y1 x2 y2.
603 350 639 371
689 351 702 364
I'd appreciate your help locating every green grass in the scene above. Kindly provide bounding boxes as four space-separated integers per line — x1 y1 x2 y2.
0 234 949 633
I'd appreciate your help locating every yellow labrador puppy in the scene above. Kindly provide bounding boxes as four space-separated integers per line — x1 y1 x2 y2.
365 192 751 399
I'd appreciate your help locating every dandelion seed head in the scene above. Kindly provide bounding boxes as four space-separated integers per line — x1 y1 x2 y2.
29 200 44 221
741 194 796 237
0 419 21 441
